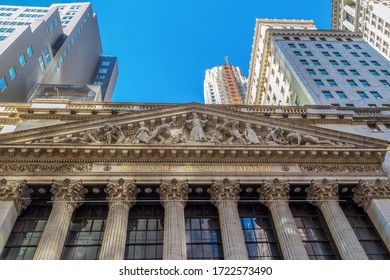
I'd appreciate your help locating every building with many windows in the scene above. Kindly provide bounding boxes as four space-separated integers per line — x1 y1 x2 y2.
0 100 389 260
331 0 390 61
204 57 247 104
0 2 118 102
246 25 390 107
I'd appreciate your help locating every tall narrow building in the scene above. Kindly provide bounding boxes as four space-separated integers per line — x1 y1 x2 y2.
0 2 118 102
331 0 390 60
204 57 247 104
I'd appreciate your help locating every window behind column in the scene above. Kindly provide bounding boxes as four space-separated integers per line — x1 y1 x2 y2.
0 203 51 260
61 204 108 260
238 203 282 260
185 204 223 260
125 204 164 260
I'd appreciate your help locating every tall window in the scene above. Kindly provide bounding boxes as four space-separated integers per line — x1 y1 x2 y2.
290 202 338 260
125 204 164 260
61 204 108 260
0 204 51 260
185 204 223 260
239 204 281 260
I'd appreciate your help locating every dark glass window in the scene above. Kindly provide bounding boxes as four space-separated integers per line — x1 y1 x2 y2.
0 204 51 260
239 204 282 260
290 203 338 260
185 204 223 260
341 202 390 259
125 204 164 260
62 204 108 260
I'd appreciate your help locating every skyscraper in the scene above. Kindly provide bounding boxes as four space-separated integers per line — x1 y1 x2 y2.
0 2 117 102
204 57 247 104
331 0 390 61
247 20 390 107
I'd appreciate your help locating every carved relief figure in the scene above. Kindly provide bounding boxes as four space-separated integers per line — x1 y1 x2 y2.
185 113 208 142
243 123 261 145
265 127 287 145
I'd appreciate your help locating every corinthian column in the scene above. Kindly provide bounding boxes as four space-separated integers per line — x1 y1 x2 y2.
259 179 308 260
209 179 248 260
99 178 137 260
0 179 32 253
353 179 390 251
306 179 367 260
159 179 189 260
33 179 85 260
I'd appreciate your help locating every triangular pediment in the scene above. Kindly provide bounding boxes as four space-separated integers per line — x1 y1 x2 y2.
0 103 386 150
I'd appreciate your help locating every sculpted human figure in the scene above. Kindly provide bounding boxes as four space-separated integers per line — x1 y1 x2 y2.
185 113 208 142
243 123 261 145
265 127 287 145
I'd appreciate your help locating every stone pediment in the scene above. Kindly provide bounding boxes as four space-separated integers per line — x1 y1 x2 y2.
0 103 386 149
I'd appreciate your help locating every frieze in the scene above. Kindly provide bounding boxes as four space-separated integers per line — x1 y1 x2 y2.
300 165 381 173
0 163 92 173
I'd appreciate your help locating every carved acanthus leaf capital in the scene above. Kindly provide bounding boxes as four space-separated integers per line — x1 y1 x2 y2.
306 178 339 206
258 178 290 207
0 179 32 214
105 178 137 208
353 179 390 210
159 179 189 206
51 179 86 213
209 178 241 205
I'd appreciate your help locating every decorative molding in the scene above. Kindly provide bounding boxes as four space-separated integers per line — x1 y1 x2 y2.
51 179 86 214
0 179 32 214
208 178 241 204
0 163 92 173
353 179 390 210
105 178 137 208
300 164 382 173
258 178 290 207
159 178 189 206
306 178 339 206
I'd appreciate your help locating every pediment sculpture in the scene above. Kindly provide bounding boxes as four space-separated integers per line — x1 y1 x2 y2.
34 113 349 147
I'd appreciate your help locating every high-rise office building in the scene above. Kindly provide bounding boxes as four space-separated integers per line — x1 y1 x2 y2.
246 19 317 105
247 22 390 107
204 57 247 104
331 0 390 60
0 2 117 102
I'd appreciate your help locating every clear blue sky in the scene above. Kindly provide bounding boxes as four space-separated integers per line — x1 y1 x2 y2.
4 0 331 103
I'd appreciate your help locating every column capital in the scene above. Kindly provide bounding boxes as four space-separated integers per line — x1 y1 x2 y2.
258 178 290 207
105 178 137 208
353 179 390 210
159 179 189 206
51 178 86 214
209 178 241 205
0 179 32 214
306 178 339 207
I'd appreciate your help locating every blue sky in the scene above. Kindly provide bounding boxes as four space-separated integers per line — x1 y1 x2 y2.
3 0 331 103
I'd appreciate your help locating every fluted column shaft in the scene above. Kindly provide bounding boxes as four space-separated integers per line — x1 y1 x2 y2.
0 180 31 253
354 180 390 251
160 179 189 260
259 179 309 260
99 179 137 260
209 179 248 260
307 179 368 260
34 179 85 260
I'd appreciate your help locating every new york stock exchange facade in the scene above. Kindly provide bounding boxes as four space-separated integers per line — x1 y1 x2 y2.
0 102 389 260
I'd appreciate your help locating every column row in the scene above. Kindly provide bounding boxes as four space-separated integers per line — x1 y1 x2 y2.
1 178 390 259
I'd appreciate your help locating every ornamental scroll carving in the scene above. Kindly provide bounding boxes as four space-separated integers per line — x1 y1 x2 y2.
353 179 390 210
159 178 189 207
0 164 92 173
208 178 241 206
105 178 137 208
51 179 86 215
300 165 381 173
258 178 290 207
0 179 32 214
306 179 339 206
